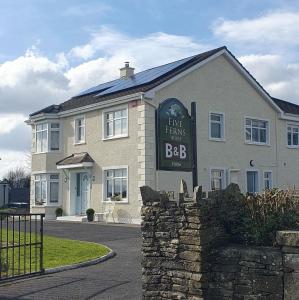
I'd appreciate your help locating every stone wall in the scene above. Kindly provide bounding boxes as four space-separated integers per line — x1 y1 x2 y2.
140 184 299 300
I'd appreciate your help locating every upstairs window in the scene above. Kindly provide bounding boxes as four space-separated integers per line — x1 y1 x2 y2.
209 113 225 140
50 123 60 151
35 122 60 153
245 118 269 144
104 108 128 139
75 117 85 144
287 125 299 147
36 123 48 153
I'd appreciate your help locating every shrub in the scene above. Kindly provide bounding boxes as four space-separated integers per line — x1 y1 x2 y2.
219 185 299 246
86 208 95 222
55 208 63 217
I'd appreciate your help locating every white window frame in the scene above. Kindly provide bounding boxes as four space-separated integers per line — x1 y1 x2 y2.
102 165 129 203
209 168 226 191
34 121 61 154
74 116 86 144
209 112 225 141
246 169 260 193
49 122 60 151
49 174 60 204
287 123 299 148
102 105 128 140
34 174 47 205
263 170 273 190
35 122 48 153
244 116 270 146
33 172 61 206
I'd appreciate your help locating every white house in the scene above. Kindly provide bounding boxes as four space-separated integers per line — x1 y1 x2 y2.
26 46 299 222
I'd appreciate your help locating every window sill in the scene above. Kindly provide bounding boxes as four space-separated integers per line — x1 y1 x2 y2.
102 134 129 141
245 141 271 147
208 138 226 142
287 145 299 149
33 151 61 155
74 142 86 146
103 200 129 204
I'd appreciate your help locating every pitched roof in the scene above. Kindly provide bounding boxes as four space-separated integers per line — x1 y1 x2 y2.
56 152 94 166
271 97 299 115
29 46 299 117
30 46 226 116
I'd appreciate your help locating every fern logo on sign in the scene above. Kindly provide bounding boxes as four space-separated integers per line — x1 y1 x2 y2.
156 98 192 171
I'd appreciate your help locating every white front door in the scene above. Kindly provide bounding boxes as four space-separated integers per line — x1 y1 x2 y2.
76 172 90 215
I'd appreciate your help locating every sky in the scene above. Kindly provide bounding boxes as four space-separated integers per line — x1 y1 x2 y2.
1 0 299 178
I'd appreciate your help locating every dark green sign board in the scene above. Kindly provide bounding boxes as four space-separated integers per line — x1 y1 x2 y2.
156 98 193 171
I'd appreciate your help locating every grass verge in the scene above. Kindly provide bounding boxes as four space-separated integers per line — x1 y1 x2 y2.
0 230 110 277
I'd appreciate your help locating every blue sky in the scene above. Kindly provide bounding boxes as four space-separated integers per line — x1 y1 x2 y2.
1 0 299 176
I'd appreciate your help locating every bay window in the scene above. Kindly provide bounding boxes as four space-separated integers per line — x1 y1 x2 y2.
35 122 60 153
34 174 60 205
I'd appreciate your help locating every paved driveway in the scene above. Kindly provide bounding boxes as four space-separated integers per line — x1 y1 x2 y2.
0 222 142 300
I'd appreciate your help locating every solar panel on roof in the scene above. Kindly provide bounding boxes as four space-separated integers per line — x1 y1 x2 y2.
75 55 196 98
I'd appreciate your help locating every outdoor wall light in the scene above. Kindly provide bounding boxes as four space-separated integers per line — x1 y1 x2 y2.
249 160 255 167
64 177 68 183
92 176 95 182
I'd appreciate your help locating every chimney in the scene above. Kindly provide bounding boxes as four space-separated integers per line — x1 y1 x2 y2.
120 62 134 79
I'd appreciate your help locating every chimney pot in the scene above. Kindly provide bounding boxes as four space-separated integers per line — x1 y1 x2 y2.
120 61 134 79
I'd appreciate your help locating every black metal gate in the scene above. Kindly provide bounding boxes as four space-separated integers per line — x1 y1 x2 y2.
0 213 45 281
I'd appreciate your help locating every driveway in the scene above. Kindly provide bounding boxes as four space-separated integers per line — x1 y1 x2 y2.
0 221 142 300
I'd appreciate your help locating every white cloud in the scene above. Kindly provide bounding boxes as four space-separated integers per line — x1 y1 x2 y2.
239 54 299 102
0 114 25 134
213 11 299 50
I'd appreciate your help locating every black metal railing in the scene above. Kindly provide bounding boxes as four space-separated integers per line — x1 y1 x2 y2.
0 213 45 281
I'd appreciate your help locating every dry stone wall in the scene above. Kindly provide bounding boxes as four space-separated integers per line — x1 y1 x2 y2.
140 184 299 300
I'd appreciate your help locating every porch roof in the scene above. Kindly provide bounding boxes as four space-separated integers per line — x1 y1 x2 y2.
56 152 94 169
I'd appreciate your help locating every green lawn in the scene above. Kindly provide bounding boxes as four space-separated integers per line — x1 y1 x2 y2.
0 230 110 277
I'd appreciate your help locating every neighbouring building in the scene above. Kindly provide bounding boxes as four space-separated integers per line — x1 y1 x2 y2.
26 46 299 222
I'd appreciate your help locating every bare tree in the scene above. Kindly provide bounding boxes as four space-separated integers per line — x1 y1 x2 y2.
4 166 30 188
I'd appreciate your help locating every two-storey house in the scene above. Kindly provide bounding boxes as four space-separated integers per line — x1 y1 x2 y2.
27 46 299 223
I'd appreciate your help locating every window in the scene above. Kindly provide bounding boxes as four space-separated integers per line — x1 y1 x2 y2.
34 174 60 205
50 123 60 151
209 113 224 140
245 118 269 144
34 174 47 205
36 123 48 152
104 168 128 201
49 174 59 203
263 171 272 190
75 117 85 144
104 108 128 139
247 171 259 193
287 125 299 147
35 122 60 153
210 169 225 190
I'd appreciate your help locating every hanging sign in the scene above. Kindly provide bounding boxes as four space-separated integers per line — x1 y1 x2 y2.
156 98 192 171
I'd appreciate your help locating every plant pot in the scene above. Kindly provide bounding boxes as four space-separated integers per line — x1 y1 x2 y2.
87 214 94 222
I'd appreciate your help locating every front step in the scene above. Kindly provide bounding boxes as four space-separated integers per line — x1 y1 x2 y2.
56 215 87 222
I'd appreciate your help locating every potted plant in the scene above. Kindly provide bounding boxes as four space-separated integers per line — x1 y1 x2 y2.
55 207 63 218
86 208 95 222
111 195 122 202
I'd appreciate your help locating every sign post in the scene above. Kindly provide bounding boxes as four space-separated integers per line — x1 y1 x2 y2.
156 98 193 172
